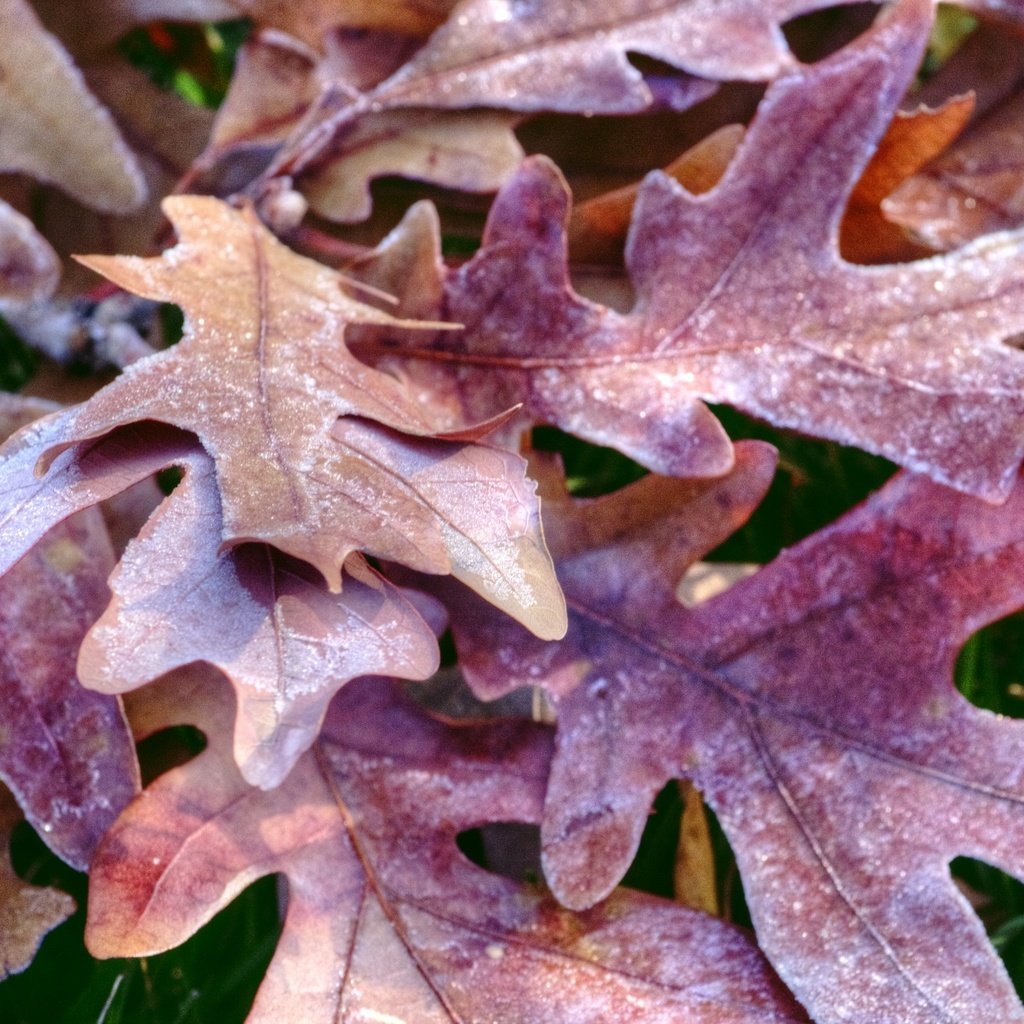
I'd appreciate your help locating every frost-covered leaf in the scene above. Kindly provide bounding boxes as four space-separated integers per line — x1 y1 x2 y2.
360 0 1024 499
445 445 1024 1023
0 504 138 870
78 445 439 789
25 196 567 638
0 0 145 213
0 784 75 979
257 0 829 198
0 416 431 787
87 668 808 1023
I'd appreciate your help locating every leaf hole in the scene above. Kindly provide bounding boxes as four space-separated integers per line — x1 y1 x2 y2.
781 4 881 64
529 426 646 497
954 611 1024 717
457 823 542 882
135 725 207 786
952 856 1024 995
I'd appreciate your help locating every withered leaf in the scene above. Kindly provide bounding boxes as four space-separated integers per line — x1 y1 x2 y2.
0 0 145 213
78 445 440 790
30 196 567 638
445 446 1024 1022
884 86 1024 250
840 95 973 264
361 0 1024 499
259 0 826 194
0 501 138 870
0 784 75 979
87 668 808 1023
0 421 439 789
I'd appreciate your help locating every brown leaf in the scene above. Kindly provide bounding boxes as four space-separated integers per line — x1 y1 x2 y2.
884 87 1024 250
0 785 75 979
360 0 1024 500
42 196 566 638
87 668 808 1023
841 95 974 263
0 199 60 304
0 0 145 213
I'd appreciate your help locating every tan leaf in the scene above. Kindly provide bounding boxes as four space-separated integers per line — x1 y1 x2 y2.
0 0 145 213
841 94 974 263
0 197 566 639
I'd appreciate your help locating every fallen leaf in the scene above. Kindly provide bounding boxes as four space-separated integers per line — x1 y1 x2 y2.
257 0 824 195
359 0 1024 500
86 667 809 1023
20 196 568 638
78 445 440 789
0 0 145 213
444 445 1024 1023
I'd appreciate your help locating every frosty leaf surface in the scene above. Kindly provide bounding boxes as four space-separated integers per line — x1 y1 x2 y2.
446 448 1024 1023
258 0 829 192
78 447 440 789
54 196 564 638
87 668 808 1023
362 0 1024 498
0 508 138 871
0 0 145 213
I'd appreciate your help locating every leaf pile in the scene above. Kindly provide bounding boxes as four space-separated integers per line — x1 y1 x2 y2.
5 1 1024 1022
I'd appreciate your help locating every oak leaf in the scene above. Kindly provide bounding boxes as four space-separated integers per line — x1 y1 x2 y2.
13 195 565 639
0 421 438 788
86 667 809 1023
255 0 829 204
442 445 1024 1023
358 0 1024 499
